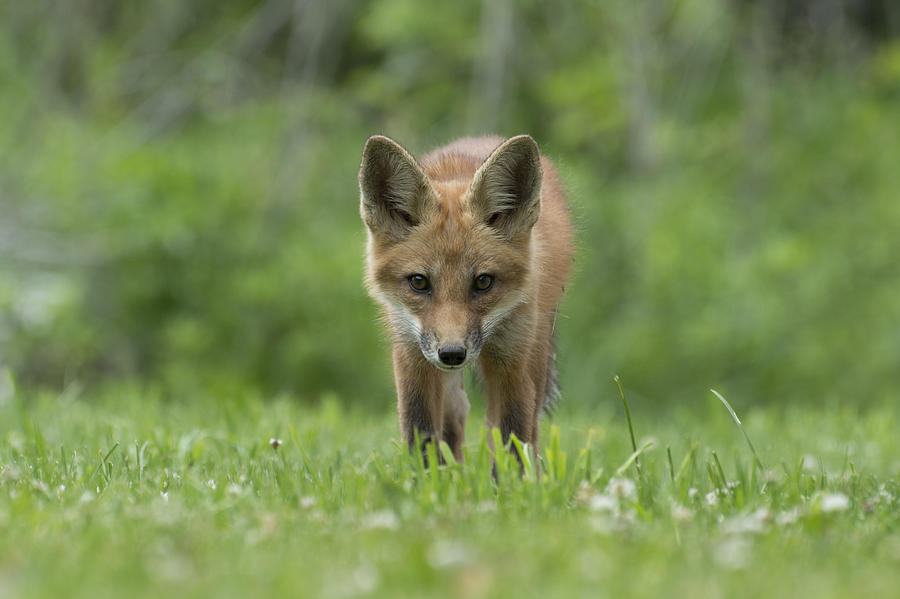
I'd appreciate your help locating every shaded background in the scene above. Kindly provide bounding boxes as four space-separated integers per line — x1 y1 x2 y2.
1 0 899 410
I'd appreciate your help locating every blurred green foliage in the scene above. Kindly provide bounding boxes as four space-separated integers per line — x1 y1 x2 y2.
1 0 899 409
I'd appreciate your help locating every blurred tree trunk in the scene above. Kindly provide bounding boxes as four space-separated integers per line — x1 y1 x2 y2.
468 0 515 134
269 0 351 227
617 1 661 172
736 0 773 251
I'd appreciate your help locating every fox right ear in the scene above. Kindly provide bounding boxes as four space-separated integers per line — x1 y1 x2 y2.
469 135 543 238
359 135 434 239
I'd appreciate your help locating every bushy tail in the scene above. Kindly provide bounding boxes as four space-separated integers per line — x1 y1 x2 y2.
542 336 561 415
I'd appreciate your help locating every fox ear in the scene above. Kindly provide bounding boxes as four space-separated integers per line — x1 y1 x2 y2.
359 135 434 239
469 135 542 237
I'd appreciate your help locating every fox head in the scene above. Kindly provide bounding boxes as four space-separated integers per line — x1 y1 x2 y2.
359 135 542 371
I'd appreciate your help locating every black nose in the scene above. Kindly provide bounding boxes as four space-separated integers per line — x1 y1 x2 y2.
438 345 467 366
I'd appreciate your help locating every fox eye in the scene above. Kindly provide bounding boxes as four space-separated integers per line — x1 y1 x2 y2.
474 274 494 292
408 274 430 293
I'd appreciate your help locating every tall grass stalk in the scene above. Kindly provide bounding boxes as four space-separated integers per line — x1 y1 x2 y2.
711 388 764 471
614 375 641 475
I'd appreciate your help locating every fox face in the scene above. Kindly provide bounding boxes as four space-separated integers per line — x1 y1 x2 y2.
359 135 542 371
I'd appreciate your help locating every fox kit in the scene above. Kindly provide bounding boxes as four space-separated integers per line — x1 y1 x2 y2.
359 134 573 461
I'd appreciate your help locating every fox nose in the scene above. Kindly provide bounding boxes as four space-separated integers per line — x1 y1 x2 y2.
438 345 467 367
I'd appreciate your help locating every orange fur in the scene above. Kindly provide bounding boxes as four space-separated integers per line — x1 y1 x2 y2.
359 135 573 461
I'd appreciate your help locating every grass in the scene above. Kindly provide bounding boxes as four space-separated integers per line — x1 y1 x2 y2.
1 384 899 599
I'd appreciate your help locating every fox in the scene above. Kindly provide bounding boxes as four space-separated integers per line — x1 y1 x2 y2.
358 134 574 462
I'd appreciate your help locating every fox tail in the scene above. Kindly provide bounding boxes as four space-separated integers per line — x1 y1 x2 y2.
542 335 562 415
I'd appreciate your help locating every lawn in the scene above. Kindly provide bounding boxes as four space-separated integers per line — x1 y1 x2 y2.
3 3 900 597
2 383 898 598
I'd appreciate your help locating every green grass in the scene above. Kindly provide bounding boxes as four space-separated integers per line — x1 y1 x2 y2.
1 386 898 598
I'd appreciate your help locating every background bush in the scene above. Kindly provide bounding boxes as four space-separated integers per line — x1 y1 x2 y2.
1 0 899 409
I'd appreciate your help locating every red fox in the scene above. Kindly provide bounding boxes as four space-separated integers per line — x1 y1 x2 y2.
358 135 573 462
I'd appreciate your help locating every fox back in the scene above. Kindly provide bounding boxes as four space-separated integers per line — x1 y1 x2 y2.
359 135 573 460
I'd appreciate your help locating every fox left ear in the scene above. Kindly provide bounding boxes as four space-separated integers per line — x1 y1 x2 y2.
469 135 542 237
359 135 435 240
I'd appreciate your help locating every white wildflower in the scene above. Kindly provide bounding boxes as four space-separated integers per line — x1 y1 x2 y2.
775 508 800 526
819 492 850 513
299 495 317 509
761 469 784 484
752 507 772 523
589 511 634 534
671 503 694 523
206 479 216 491
360 509 399 530
618 509 636 526
706 491 719 507
605 477 637 501
720 508 770 535
588 494 617 513
0 466 21 482
801 455 819 472
574 480 594 504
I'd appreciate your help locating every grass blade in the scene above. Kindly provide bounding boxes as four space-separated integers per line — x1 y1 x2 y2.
667 447 675 482
711 389 764 471
615 440 654 477
615 376 641 475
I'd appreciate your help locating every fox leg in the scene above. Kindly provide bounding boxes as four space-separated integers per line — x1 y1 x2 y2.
481 356 538 463
440 370 469 461
393 344 442 462
526 332 553 457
